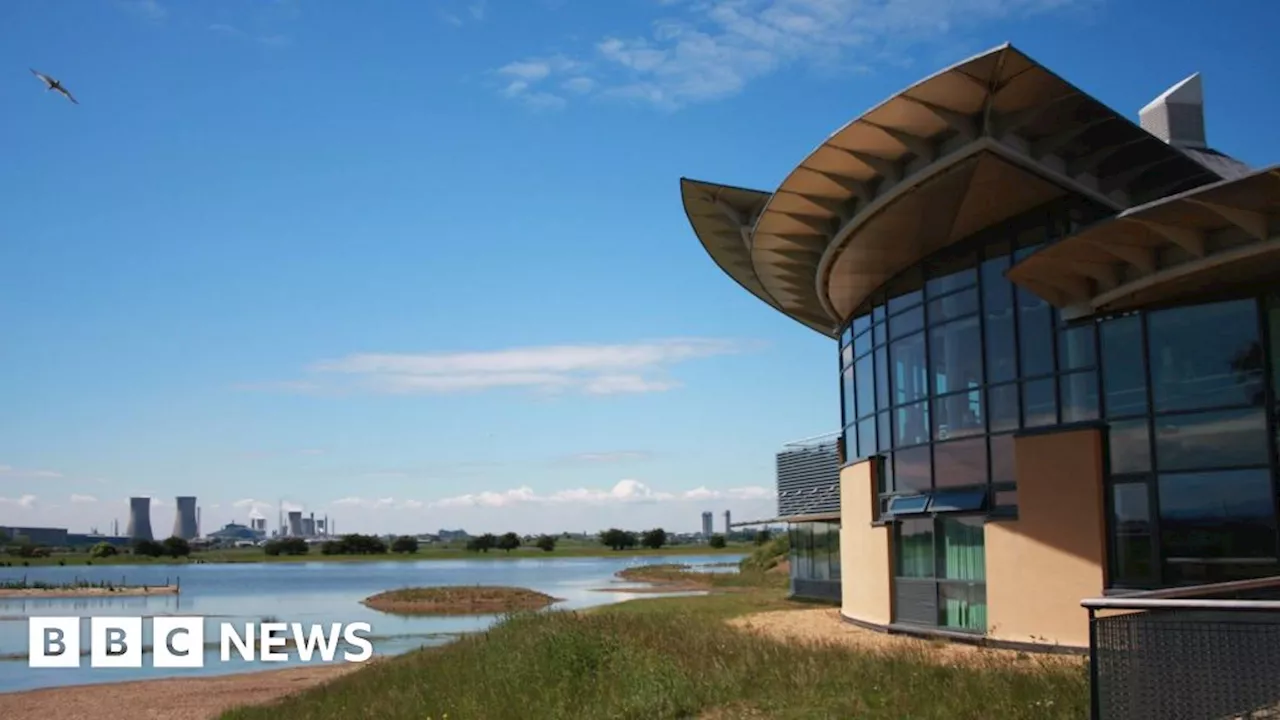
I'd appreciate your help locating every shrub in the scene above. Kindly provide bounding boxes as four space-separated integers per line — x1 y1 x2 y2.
709 534 727 549
90 542 119 559
391 536 419 554
599 528 637 551
640 528 667 550
265 538 310 556
497 532 521 553
162 536 191 558
132 539 165 558
534 535 556 552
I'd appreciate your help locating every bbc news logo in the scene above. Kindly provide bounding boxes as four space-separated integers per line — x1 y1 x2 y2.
28 617 374 668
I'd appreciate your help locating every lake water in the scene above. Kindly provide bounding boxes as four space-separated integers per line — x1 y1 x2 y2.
0 554 740 694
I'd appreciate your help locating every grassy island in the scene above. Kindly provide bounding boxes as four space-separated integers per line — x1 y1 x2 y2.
0 578 178 599
361 586 561 616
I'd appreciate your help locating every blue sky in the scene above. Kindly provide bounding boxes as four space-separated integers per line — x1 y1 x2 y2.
1 0 1276 535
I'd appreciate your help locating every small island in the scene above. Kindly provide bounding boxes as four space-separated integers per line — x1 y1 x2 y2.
361 586 561 616
0 580 179 599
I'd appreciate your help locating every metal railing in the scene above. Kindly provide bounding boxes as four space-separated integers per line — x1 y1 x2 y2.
1082 577 1280 720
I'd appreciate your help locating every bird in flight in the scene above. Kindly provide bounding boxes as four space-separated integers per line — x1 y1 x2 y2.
30 69 78 105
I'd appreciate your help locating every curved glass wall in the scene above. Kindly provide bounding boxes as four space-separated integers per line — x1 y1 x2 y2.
788 521 841 603
838 200 1280 597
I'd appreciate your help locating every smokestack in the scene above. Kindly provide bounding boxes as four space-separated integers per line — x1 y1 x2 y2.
173 497 198 540
126 497 154 541
1139 73 1206 150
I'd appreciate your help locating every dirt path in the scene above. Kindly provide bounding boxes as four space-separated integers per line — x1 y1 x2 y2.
0 663 361 720
726 607 1085 669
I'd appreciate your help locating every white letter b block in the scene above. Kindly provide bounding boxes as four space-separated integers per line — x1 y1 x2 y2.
28 617 80 668
90 617 142 668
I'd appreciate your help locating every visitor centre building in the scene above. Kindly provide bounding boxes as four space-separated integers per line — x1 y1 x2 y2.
681 44 1280 651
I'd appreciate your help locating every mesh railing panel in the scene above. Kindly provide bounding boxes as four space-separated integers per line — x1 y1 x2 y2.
1093 608 1280 720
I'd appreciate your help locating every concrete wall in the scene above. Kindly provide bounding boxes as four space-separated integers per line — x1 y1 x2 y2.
985 426 1107 649
839 457 893 627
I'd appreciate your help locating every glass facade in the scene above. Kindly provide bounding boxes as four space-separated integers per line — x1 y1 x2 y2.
838 198 1280 628
789 521 841 598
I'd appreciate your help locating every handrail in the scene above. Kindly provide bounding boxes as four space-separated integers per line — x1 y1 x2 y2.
780 431 842 448
1082 597 1280 611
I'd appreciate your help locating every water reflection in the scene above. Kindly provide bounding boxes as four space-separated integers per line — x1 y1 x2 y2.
0 554 736 693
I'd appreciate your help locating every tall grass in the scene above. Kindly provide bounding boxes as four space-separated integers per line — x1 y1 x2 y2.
221 605 1087 720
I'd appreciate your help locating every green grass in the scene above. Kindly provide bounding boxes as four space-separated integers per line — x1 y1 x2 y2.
8 543 749 567
219 570 1088 720
362 586 560 615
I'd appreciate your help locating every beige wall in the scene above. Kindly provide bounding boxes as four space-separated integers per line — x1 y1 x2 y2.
986 426 1107 649
839 458 892 626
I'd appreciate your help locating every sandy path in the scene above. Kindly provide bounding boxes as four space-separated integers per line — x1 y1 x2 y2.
0 663 361 720
726 607 1084 668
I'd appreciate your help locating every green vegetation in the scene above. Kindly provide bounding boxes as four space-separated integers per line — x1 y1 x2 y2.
90 541 120 559
534 534 557 552
11 539 749 567
497 532 521 553
362 586 560 616
739 531 790 573
391 536 419 554
221 568 1086 720
599 528 638 550
640 528 668 550
321 534 388 555
709 533 727 549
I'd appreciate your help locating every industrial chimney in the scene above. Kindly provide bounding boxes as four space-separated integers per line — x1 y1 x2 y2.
723 510 732 535
287 511 303 537
1139 73 1206 150
173 497 198 540
126 497 154 541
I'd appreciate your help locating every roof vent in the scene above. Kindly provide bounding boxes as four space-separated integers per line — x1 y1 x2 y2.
1139 73 1206 150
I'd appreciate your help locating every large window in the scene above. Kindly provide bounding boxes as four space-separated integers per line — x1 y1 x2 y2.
839 200 1101 519
1102 297 1280 590
893 516 987 632
789 521 841 590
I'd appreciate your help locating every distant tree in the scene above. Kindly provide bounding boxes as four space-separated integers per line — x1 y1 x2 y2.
479 533 497 553
640 528 667 550
0 530 9 545
162 536 191 558
133 539 165 558
391 536 419 554
753 529 773 546
709 534 727 549
599 528 637 551
534 534 557 552
267 538 310 556
497 532 521 553
90 541 119 559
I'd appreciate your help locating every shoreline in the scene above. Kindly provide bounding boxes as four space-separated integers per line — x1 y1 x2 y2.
0 585 179 599
0 662 365 719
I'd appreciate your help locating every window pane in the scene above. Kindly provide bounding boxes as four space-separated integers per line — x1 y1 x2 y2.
1268 295 1280 395
930 316 983 396
854 330 872 358
1100 315 1148 417
1154 407 1270 471
829 523 841 580
928 287 978 324
1061 371 1100 423
1023 378 1057 428
925 253 977 298
890 333 928 406
841 343 853 369
1109 418 1151 474
852 313 872 336
875 346 890 409
890 306 925 339
874 321 887 347
1149 299 1265 412
933 390 984 440
933 437 988 489
874 303 886 322
855 354 875 418
1018 287 1054 377
981 255 1017 384
894 445 931 493
881 445 895 492
990 434 1015 485
895 518 934 577
1111 482 1156 586
843 424 857 462
894 401 930 448
887 268 924 314
1059 323 1096 371
841 366 855 427
939 517 986 581
877 411 892 454
939 583 987 633
841 327 853 347
1158 469 1277 561
858 417 876 461
988 383 1019 432
810 523 829 581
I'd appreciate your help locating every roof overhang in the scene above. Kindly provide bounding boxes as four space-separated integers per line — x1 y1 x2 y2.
732 511 841 526
1007 166 1280 318
682 43 1225 336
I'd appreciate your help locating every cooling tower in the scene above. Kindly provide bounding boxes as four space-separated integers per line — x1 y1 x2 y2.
287 511 303 537
173 497 198 540
126 497 154 541
301 518 315 537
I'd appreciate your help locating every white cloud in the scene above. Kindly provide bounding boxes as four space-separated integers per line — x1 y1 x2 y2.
562 76 597 93
495 0 1089 108
241 338 756 397
69 494 97 504
0 465 64 480
427 479 771 508
0 494 38 509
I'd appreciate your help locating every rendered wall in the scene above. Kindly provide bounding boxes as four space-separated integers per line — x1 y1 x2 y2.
839 457 892 626
985 426 1107 649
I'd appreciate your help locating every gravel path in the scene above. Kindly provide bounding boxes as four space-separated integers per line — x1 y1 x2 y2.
0 663 361 720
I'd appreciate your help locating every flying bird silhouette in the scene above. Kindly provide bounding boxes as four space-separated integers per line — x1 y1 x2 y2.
29 69 78 104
